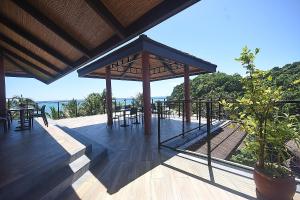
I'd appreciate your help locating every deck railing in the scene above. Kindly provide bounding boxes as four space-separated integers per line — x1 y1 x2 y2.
157 99 300 169
6 97 167 119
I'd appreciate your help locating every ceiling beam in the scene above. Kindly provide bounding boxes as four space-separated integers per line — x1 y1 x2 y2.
4 54 48 83
156 57 176 75
121 54 139 77
12 0 90 58
0 33 62 73
1 47 54 78
0 14 73 66
85 0 126 39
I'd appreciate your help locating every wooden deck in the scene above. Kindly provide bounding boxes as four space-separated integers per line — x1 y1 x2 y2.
187 122 247 160
55 115 300 200
1 115 300 199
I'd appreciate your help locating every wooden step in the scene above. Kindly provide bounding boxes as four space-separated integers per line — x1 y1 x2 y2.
0 123 87 200
57 126 108 167
26 142 107 200
23 155 91 200
19 127 107 200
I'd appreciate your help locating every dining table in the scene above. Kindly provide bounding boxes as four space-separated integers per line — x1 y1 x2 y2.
9 106 35 131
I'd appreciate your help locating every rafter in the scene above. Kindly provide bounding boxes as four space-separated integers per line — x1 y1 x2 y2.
12 0 90 58
0 33 62 73
85 0 126 39
1 47 54 78
156 57 176 75
4 54 48 83
121 54 139 77
0 14 73 66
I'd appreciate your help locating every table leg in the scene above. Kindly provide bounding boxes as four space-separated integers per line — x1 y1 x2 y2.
20 110 24 130
120 110 129 127
133 112 140 124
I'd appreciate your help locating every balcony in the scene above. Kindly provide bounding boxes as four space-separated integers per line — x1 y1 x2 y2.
1 110 300 199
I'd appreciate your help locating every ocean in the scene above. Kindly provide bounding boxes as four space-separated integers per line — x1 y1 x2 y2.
37 96 167 114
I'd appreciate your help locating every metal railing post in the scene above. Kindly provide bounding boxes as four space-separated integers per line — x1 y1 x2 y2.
210 99 213 125
206 102 211 166
196 100 199 120
182 100 185 137
75 100 78 117
198 100 201 130
218 97 221 121
163 98 166 118
57 102 60 119
157 102 161 149
178 101 181 117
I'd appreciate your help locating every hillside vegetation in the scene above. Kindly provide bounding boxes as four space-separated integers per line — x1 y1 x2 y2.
169 62 300 100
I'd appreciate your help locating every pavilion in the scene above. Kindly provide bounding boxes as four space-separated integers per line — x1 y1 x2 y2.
78 35 217 134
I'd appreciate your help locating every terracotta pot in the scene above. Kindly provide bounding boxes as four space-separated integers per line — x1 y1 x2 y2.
254 166 296 200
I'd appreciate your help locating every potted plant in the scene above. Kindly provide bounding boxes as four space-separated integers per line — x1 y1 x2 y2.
222 47 300 200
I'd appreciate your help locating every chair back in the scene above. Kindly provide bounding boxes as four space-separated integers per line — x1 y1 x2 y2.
41 105 48 127
151 103 157 111
130 107 137 115
114 106 121 112
124 105 131 110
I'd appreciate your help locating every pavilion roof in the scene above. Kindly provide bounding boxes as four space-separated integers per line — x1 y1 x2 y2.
0 0 199 84
77 35 217 81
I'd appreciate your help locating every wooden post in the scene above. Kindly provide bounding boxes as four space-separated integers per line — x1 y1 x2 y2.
0 51 6 117
184 65 191 123
142 52 151 134
105 66 113 126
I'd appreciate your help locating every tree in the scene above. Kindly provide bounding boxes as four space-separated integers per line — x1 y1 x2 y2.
63 99 78 118
169 72 243 100
47 106 63 119
135 92 143 107
80 91 106 116
169 61 300 102
223 47 299 176
9 95 36 108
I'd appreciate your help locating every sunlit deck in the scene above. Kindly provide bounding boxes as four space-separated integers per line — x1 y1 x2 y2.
1 115 300 200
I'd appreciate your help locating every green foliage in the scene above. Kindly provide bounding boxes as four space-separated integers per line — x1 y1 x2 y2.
134 92 143 107
268 62 300 100
169 62 300 101
224 47 300 177
169 72 243 100
62 99 78 118
9 95 36 108
8 95 37 119
47 106 63 119
230 148 256 167
80 91 106 116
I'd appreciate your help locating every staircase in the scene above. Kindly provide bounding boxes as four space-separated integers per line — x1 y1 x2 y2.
0 121 107 200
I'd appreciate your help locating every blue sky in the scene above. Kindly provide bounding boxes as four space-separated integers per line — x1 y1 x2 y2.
6 0 300 101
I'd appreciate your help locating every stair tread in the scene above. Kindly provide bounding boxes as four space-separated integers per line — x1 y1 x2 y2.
2 123 108 200
70 155 90 172
24 155 91 200
37 119 86 156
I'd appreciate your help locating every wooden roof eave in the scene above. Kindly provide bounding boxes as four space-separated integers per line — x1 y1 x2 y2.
83 70 208 82
78 35 217 77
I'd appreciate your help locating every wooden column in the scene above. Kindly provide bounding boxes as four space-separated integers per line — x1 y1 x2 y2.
184 65 191 123
105 66 113 126
0 51 6 117
142 52 151 134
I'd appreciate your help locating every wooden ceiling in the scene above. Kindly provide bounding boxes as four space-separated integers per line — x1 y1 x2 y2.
0 0 200 84
78 35 217 82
